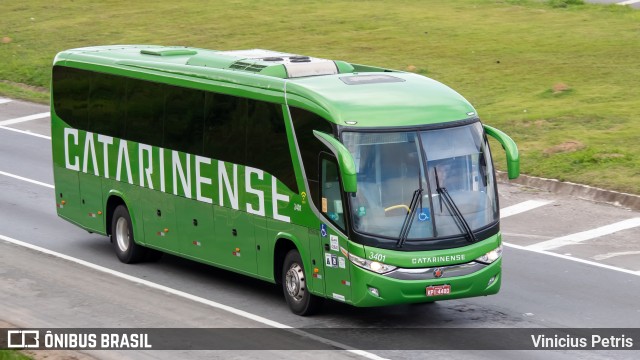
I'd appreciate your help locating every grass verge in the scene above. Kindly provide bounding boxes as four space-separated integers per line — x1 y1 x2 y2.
0 350 32 360
1 0 639 193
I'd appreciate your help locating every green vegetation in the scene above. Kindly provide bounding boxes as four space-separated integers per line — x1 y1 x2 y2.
0 350 32 360
1 0 638 193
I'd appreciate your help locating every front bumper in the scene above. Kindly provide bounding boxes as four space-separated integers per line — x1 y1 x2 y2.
349 258 501 307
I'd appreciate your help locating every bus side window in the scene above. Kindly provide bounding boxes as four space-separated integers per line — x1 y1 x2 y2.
52 66 89 130
289 107 334 208
125 79 164 147
245 100 298 192
203 92 247 165
88 71 125 139
164 86 205 155
320 155 346 231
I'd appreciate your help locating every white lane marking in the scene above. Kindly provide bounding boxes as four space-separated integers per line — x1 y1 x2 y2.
0 112 49 126
618 0 640 5
0 98 12 105
0 125 51 139
0 170 54 189
592 251 640 261
500 200 554 218
527 218 640 251
502 232 550 240
504 242 640 277
0 233 387 360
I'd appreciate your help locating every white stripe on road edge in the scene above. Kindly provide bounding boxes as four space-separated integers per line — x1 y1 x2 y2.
504 242 640 277
618 0 640 5
0 234 387 359
0 125 51 140
0 112 49 126
0 98 12 105
500 200 554 219
0 170 54 189
527 218 640 251
592 250 640 261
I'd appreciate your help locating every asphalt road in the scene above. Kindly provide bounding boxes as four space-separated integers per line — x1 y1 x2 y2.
587 0 640 9
1 97 639 359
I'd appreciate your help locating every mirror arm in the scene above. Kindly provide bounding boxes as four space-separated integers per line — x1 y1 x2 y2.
313 130 358 193
483 124 520 179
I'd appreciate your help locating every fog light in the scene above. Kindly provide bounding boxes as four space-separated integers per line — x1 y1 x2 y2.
368 287 379 297
488 276 496 286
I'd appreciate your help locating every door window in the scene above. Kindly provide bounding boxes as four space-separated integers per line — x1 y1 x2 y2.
320 156 346 231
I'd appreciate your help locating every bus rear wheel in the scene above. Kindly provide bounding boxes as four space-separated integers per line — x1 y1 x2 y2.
282 249 322 316
111 205 146 264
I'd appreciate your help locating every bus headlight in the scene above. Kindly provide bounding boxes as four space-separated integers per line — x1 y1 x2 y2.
475 245 503 264
348 253 397 274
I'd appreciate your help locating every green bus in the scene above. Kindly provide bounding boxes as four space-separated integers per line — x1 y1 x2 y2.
51 45 519 315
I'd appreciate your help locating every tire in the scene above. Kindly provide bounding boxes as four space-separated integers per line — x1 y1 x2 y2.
111 205 147 264
282 249 323 316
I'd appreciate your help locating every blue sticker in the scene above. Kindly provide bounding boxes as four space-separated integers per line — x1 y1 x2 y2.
320 223 328 237
418 208 430 222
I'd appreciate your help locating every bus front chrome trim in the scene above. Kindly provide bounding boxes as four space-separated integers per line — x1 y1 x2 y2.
384 261 487 280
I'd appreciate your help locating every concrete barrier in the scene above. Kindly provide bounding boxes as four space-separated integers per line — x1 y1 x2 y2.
497 171 640 211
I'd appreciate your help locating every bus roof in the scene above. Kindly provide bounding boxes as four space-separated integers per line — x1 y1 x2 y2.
54 45 476 127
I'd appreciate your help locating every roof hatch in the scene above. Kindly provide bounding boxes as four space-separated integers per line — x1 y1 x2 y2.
140 48 198 57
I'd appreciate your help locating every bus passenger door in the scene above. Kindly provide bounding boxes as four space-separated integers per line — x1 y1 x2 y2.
318 155 352 303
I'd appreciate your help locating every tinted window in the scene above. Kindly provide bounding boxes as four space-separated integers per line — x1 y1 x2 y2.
88 72 126 138
164 86 205 154
246 101 297 192
53 66 298 191
52 66 89 129
204 93 297 192
290 107 334 205
203 92 246 165
125 79 164 146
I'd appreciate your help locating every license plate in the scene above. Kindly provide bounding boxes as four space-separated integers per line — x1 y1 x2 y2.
426 285 451 297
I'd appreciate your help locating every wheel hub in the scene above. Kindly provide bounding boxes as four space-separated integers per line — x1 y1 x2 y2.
115 217 130 252
285 263 305 302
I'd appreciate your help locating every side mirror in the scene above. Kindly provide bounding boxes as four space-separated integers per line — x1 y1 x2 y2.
483 124 520 179
313 130 358 193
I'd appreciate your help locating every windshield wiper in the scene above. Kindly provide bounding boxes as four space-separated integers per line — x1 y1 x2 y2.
434 167 477 243
396 188 423 248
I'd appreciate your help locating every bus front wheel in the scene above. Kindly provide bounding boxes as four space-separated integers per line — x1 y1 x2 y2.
282 249 322 316
111 205 146 264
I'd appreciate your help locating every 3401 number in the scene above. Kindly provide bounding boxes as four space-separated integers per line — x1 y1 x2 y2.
369 252 386 262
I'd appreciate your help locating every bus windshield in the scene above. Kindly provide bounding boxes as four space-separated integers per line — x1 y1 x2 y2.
342 121 498 241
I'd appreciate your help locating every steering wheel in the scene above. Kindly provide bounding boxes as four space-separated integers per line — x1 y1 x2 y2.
384 204 411 213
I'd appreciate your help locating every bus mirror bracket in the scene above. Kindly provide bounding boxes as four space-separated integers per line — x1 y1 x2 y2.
312 130 358 193
483 124 520 179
